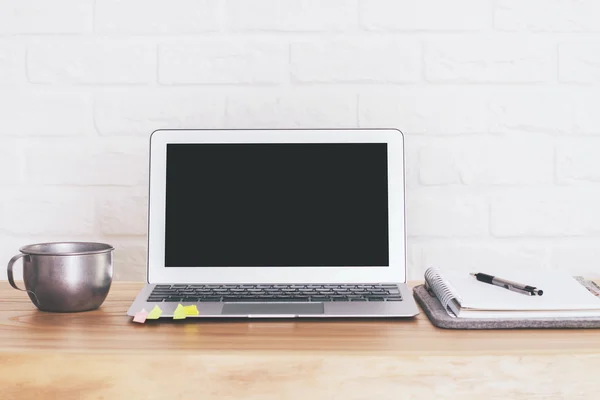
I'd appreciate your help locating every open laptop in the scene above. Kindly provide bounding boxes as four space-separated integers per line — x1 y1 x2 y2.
127 129 419 318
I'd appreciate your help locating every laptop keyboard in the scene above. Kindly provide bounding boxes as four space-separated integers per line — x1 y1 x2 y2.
147 284 403 303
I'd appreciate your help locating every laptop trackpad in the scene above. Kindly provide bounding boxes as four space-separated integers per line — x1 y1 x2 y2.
221 303 324 315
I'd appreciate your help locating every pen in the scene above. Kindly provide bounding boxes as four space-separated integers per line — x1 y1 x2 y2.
470 272 544 296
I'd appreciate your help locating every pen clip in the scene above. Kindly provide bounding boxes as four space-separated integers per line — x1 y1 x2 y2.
505 284 533 296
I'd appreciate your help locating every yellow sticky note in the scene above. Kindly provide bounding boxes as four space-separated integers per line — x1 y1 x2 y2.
146 305 163 320
183 305 199 316
173 304 186 320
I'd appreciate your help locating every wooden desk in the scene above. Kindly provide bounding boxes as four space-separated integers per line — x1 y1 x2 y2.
1 282 599 400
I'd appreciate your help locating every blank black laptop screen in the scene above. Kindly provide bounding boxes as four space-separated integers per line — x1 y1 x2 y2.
165 143 389 267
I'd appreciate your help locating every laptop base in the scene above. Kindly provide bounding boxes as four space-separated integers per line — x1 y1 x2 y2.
127 283 419 318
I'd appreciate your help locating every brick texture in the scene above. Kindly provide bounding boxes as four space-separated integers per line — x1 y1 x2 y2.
291 40 421 83
559 42 600 83
0 42 25 85
0 0 93 34
95 0 220 34
0 90 91 136
425 37 556 83
361 0 490 31
28 40 156 84
159 41 288 84
225 91 358 128
227 0 358 31
94 90 227 136
495 0 600 32
1 1 599 281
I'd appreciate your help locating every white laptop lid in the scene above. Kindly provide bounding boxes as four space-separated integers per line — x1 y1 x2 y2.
147 129 406 284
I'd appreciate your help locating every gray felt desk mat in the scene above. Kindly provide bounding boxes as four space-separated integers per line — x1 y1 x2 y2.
413 284 600 329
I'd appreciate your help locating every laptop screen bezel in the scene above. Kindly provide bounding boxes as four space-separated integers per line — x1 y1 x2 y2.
147 129 407 284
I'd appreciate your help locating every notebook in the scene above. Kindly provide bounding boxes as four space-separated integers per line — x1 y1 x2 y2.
424 267 600 319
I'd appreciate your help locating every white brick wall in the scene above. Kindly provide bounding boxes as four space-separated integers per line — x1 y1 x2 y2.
559 42 600 83
419 136 554 185
0 0 93 34
228 0 357 32
494 0 600 32
360 0 490 31
94 89 227 136
159 41 288 84
0 90 92 136
95 0 221 34
0 42 25 85
424 37 556 83
291 40 421 83
28 39 157 84
1 0 600 281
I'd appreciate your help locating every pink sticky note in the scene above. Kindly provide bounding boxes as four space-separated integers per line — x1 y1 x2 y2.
133 308 149 324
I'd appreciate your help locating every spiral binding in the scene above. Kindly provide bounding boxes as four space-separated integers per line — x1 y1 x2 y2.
424 267 462 313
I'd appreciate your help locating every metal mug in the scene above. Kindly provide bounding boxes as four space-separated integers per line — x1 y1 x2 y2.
6 242 114 313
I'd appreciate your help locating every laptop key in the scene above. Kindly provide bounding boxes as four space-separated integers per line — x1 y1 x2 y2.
311 297 331 302
198 297 222 302
281 297 309 302
155 285 171 289
258 298 292 302
367 297 385 301
181 297 199 302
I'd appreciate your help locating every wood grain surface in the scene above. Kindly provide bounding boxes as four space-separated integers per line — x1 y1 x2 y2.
1 282 599 400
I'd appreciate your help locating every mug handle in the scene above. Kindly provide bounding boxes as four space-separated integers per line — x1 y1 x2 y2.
7 254 27 292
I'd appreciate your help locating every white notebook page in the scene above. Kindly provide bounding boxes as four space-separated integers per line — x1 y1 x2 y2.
443 268 600 312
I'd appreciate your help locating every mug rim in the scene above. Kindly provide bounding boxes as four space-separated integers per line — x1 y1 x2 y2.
19 242 114 256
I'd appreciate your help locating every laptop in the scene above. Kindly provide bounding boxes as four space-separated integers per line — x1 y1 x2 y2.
127 128 419 318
